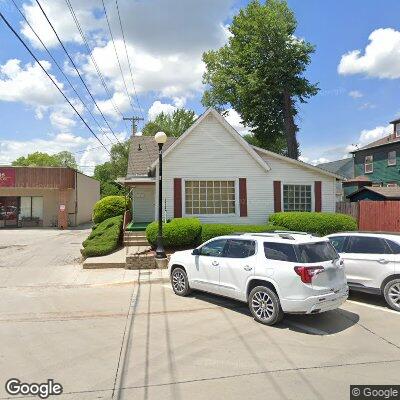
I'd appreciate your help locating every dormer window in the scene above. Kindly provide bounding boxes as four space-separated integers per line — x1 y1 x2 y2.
396 123 400 138
365 155 373 173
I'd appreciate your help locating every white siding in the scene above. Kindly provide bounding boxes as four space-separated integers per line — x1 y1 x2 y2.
157 112 336 224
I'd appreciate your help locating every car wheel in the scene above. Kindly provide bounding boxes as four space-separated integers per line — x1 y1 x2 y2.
248 286 284 325
383 279 400 311
171 267 191 297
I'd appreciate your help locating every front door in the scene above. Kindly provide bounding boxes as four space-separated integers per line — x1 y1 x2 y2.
0 197 19 228
132 185 155 223
191 239 227 294
219 239 256 301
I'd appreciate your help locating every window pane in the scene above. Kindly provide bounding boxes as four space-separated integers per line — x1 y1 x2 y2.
20 197 32 218
225 240 256 258
264 242 297 262
283 184 312 212
32 197 43 219
329 237 347 253
200 239 227 257
296 242 338 263
347 236 389 254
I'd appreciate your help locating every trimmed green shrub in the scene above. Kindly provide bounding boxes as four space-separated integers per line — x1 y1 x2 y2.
268 212 357 236
146 218 202 248
81 215 123 257
93 195 129 224
201 223 288 243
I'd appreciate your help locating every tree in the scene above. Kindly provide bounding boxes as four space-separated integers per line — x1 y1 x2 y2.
93 140 130 197
142 108 197 137
202 0 318 159
12 151 77 168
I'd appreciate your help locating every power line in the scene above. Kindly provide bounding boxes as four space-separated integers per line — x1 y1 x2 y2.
100 0 136 115
34 0 121 145
115 0 144 120
10 0 115 146
0 10 111 156
64 0 129 132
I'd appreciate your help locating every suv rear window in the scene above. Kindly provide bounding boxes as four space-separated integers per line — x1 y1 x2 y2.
264 242 297 262
296 242 338 263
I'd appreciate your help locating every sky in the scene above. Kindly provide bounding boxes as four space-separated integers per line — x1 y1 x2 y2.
0 0 399 174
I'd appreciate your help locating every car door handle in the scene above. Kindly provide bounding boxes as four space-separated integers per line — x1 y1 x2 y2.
243 265 252 271
211 261 219 266
378 259 389 264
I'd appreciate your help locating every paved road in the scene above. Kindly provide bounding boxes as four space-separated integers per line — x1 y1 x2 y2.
0 229 399 400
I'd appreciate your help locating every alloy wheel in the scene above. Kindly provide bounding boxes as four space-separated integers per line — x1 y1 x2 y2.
252 291 275 321
172 270 186 294
388 282 400 308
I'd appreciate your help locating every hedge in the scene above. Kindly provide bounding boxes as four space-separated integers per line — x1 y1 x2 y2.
93 195 129 224
146 218 202 248
268 212 357 236
201 223 287 243
81 215 123 257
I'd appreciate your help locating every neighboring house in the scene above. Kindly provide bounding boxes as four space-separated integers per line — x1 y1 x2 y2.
351 117 400 187
347 186 400 202
317 158 353 201
120 108 341 225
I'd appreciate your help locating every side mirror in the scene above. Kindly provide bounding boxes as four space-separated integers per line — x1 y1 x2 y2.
192 248 200 256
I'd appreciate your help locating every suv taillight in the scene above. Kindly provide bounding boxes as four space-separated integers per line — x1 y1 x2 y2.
294 266 324 284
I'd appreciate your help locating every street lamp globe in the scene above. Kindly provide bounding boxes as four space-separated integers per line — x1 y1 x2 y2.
155 131 167 144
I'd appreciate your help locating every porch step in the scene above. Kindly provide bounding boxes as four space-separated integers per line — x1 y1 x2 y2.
123 231 149 247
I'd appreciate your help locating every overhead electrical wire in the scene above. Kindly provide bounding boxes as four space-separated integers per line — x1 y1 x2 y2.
10 0 115 146
100 0 136 115
0 10 111 156
115 0 144 120
34 0 121 145
64 0 129 132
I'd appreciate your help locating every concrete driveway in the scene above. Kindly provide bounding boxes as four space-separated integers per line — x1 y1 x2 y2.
0 229 400 399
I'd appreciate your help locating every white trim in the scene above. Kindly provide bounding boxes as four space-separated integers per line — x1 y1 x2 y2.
364 155 373 174
252 145 344 180
150 108 271 173
388 150 397 166
281 182 314 212
181 177 239 218
396 123 400 138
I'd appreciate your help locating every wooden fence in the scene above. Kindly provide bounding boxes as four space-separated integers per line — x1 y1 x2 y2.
336 201 400 232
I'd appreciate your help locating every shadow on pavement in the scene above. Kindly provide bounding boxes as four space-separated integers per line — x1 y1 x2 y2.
190 290 359 335
348 290 389 308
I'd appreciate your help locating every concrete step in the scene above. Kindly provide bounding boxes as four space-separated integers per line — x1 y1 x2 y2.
124 231 147 237
124 240 150 246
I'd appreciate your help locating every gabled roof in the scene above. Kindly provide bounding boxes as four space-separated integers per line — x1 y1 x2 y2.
352 134 400 152
150 108 271 173
348 186 400 199
317 158 354 179
127 136 176 176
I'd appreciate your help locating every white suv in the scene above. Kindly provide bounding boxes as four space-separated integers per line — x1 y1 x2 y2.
168 232 348 325
326 232 400 311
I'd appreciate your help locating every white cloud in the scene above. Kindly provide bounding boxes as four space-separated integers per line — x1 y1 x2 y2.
147 101 177 120
0 59 63 109
358 124 392 146
358 102 376 110
348 90 363 98
338 28 400 79
224 109 250 135
95 91 131 119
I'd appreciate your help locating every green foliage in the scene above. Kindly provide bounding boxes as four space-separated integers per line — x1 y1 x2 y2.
93 195 128 224
202 0 318 156
81 215 123 257
93 140 130 197
146 218 202 248
268 212 358 236
142 108 197 137
201 223 287 243
12 151 77 168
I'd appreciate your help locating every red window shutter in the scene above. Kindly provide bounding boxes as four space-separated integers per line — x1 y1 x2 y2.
273 181 282 212
239 178 247 217
314 181 322 212
173 178 182 218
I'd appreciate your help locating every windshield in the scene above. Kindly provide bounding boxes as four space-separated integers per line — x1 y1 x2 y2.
295 241 338 263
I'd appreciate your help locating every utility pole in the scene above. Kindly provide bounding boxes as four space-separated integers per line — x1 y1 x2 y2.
123 116 144 137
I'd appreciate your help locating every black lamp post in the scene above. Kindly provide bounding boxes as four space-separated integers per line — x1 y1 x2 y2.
155 131 167 259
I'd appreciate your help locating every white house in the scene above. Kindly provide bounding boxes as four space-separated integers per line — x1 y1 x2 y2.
121 108 342 225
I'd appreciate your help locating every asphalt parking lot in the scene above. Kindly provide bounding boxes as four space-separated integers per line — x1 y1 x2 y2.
0 229 399 400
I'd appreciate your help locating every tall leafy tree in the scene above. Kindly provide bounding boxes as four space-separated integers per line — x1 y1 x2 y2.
93 140 130 197
12 151 77 168
202 0 318 158
142 108 197 137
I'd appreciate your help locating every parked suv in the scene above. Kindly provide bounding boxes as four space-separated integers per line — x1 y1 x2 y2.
168 232 348 325
327 232 400 311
